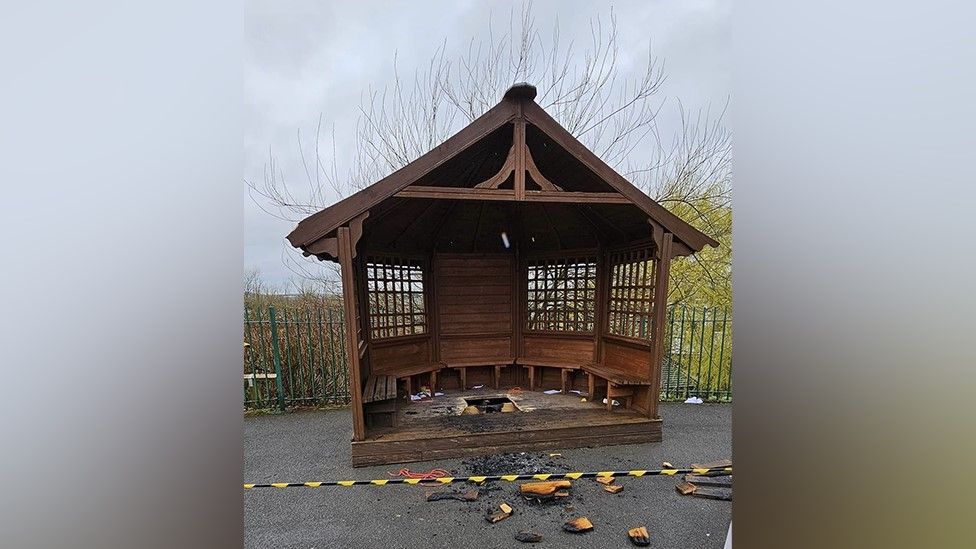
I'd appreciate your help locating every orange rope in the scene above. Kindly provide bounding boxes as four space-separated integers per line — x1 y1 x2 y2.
388 468 449 479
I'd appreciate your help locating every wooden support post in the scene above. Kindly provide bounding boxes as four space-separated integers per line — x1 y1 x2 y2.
588 373 596 402
593 248 606 363
430 370 438 394
459 368 466 390
338 226 366 441
527 366 535 390
561 369 570 394
428 254 441 365
494 365 502 389
606 382 615 412
404 376 412 398
648 233 674 419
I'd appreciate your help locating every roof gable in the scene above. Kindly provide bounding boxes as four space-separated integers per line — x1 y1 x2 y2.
287 84 718 255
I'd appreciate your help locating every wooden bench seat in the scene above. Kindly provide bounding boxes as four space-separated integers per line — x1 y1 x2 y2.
582 362 651 412
443 358 514 389
515 359 584 392
582 362 650 386
363 374 398 403
384 363 441 397
363 374 398 428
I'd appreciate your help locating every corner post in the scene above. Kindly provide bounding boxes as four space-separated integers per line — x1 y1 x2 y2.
338 225 366 441
649 233 674 419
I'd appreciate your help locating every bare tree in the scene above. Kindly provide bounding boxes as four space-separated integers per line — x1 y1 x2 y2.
247 3 731 304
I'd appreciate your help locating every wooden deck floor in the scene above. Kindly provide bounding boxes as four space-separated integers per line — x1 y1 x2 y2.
351 388 661 466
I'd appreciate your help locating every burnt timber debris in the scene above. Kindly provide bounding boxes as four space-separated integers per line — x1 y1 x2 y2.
674 458 732 500
563 517 594 533
485 502 514 523
628 526 651 546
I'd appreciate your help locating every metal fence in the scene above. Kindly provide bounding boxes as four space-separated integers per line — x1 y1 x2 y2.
243 305 350 409
243 304 731 410
662 306 732 401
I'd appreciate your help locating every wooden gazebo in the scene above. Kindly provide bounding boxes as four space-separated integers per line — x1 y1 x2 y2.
287 84 717 466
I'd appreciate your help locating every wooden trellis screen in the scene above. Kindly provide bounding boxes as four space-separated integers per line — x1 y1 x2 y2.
525 256 598 332
607 248 656 339
364 256 427 340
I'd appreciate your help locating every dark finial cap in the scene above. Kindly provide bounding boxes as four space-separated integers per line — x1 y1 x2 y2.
504 83 537 102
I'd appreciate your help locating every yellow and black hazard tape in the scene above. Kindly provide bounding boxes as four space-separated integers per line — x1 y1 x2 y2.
244 466 731 489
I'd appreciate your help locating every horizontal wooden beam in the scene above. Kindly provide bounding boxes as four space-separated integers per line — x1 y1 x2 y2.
395 186 631 204
395 186 517 201
523 191 630 204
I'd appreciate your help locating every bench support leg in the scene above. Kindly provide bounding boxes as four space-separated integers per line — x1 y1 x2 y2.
606 382 615 412
527 366 535 391
561 369 570 394
458 368 466 391
430 371 438 396
588 373 596 402
494 365 502 389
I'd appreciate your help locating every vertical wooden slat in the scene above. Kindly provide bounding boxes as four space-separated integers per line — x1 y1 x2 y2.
512 246 522 360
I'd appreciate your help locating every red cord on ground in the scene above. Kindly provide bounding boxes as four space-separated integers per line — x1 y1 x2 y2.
387 468 449 479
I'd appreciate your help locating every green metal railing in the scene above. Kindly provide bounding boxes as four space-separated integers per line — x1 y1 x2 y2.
244 305 350 410
661 305 732 402
243 304 731 410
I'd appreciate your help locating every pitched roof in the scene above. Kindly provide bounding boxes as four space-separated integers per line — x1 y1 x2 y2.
287 84 718 255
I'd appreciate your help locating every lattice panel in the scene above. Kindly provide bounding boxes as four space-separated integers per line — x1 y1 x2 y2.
526 257 597 332
365 256 426 339
607 249 656 339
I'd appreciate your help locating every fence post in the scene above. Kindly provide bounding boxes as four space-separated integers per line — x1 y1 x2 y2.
268 305 286 413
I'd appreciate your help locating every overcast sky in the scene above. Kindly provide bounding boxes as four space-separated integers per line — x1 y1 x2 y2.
245 0 730 291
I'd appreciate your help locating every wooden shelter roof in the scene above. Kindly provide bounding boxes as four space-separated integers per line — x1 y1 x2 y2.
287 83 718 260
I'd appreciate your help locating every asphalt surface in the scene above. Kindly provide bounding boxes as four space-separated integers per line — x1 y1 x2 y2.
245 402 731 548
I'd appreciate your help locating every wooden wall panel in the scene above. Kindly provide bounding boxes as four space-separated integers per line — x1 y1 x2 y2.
435 254 514 361
369 337 432 375
440 335 512 363
521 335 595 366
601 337 652 381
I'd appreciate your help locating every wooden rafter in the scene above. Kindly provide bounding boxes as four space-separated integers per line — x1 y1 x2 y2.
390 200 439 249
